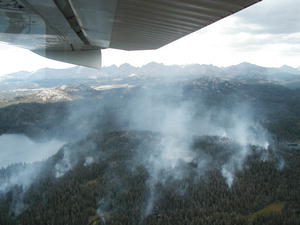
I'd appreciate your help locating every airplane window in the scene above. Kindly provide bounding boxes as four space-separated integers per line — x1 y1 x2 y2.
0 0 300 224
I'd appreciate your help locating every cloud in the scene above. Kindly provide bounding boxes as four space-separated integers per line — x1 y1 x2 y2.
102 0 300 68
235 0 300 35
0 43 72 75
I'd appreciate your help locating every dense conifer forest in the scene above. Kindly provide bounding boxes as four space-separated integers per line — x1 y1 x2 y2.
0 131 300 225
1 79 300 225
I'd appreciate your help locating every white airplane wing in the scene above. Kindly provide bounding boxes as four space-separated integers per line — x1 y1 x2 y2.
0 0 261 68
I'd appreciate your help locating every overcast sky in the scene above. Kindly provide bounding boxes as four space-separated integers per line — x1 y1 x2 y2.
0 0 300 74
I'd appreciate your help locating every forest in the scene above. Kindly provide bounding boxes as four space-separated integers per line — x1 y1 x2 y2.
0 131 300 225
0 78 300 225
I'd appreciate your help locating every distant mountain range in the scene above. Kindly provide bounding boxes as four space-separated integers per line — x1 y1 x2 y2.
1 62 300 84
1 62 300 107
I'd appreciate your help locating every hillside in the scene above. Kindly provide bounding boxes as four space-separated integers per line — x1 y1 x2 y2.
1 63 300 225
0 131 300 225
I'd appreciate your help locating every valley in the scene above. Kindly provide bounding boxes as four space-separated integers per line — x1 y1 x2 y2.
0 63 300 225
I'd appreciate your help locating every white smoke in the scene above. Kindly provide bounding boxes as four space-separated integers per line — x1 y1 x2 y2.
54 146 73 178
0 133 65 213
84 156 95 166
0 163 41 193
123 86 271 215
0 134 65 193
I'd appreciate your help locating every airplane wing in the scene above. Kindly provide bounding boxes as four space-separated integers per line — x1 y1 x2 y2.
0 0 261 68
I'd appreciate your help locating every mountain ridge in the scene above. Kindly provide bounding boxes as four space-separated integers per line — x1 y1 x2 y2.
2 62 300 82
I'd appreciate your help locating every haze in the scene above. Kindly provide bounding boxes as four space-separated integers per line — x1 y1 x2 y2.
0 134 64 168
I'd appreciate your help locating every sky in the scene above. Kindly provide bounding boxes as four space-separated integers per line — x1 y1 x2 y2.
0 0 300 74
